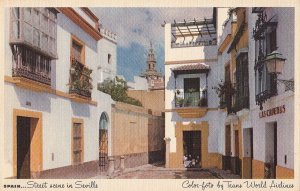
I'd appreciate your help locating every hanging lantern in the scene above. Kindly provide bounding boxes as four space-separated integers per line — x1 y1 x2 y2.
264 50 286 74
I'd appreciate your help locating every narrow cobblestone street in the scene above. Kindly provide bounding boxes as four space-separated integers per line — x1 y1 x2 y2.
93 164 240 179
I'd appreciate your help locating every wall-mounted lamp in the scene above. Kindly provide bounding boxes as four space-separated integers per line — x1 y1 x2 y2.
264 50 294 92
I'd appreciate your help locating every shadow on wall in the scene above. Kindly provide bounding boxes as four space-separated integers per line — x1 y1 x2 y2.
15 86 51 113
203 39 220 108
71 102 91 117
51 60 57 90
166 71 176 108
57 13 98 52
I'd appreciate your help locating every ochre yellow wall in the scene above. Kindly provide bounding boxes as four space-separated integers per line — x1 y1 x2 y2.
242 157 252 178
276 165 294 179
111 102 149 156
111 101 165 156
127 90 165 116
148 116 165 152
229 8 249 179
169 121 222 169
236 8 248 51
13 109 43 177
252 159 265 179
229 8 248 91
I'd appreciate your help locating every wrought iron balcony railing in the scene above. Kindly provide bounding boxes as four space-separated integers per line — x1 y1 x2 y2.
12 44 51 86
175 90 208 108
234 95 249 112
69 58 93 98
171 39 217 48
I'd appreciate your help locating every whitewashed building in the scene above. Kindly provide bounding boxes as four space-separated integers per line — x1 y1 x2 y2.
163 8 227 169
163 7 295 179
248 7 294 179
4 7 116 178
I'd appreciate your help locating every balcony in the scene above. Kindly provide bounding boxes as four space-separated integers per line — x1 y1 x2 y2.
12 65 51 86
218 13 237 53
174 90 208 118
10 8 58 59
234 95 249 112
170 18 217 49
171 39 217 48
10 44 52 92
175 90 208 108
69 58 93 102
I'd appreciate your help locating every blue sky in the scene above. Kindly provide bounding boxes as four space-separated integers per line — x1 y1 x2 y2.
92 8 212 81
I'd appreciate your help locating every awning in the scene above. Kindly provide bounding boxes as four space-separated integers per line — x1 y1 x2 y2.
172 63 210 76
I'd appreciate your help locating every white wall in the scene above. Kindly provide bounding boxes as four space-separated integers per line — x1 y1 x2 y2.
164 19 226 156
165 109 226 154
3 8 116 178
248 8 294 169
217 8 230 46
128 76 148 90
164 23 218 62
73 7 96 28
97 35 117 83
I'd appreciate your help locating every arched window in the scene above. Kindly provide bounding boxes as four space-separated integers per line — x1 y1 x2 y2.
99 112 108 129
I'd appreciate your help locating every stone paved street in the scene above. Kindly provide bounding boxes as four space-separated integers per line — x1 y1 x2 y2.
93 164 240 179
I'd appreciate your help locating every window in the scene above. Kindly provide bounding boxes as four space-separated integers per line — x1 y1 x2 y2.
232 69 236 107
10 8 57 58
254 22 277 104
72 120 83 165
71 36 85 64
10 8 57 85
99 113 108 130
235 52 249 111
223 64 233 111
108 54 111 64
183 78 200 107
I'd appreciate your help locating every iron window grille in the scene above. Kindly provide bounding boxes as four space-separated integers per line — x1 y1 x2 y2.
253 10 278 109
10 8 57 86
234 52 249 111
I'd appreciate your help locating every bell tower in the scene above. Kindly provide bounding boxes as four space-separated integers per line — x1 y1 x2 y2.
140 42 164 90
147 42 156 72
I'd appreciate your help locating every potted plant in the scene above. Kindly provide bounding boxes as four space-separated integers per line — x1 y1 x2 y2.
213 80 235 108
175 97 184 107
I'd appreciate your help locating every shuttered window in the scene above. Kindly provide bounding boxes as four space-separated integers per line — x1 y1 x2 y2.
254 25 277 100
235 53 249 111
72 122 83 164
10 8 57 58
71 36 85 65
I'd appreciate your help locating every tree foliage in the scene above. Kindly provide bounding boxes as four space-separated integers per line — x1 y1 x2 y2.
98 76 143 107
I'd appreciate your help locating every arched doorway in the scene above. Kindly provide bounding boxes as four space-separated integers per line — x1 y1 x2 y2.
99 112 109 171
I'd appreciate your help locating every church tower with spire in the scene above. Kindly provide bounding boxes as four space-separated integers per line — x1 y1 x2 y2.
140 42 164 90
147 42 157 72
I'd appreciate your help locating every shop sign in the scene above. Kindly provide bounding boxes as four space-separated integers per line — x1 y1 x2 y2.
259 105 285 118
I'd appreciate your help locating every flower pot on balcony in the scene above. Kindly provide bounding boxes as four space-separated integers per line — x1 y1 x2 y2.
175 97 184 107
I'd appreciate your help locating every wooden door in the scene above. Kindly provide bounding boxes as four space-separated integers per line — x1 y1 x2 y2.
183 131 201 168
250 128 253 177
225 125 231 156
17 117 31 179
235 130 241 175
235 130 239 157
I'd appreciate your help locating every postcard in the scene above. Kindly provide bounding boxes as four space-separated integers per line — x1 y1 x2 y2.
0 0 299 191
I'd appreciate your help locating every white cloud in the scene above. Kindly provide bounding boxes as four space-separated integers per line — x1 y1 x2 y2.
91 8 213 49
